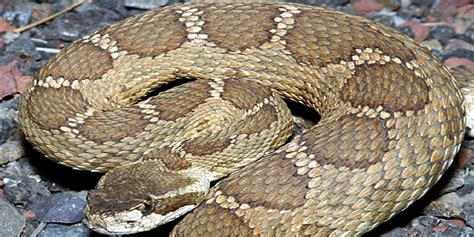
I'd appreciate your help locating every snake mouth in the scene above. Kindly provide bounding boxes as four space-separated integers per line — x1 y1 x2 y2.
85 204 197 235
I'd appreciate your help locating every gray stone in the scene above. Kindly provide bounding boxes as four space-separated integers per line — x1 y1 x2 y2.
0 198 25 237
125 0 170 9
38 223 90 237
412 0 434 6
463 202 474 227
0 140 25 165
422 39 443 51
30 192 86 224
0 102 19 145
380 227 410 237
5 32 42 61
445 49 474 62
464 27 474 44
2 167 51 206
439 169 467 194
293 0 350 7
429 25 456 42
1 2 34 27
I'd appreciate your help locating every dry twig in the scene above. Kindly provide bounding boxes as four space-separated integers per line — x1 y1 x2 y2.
13 0 87 33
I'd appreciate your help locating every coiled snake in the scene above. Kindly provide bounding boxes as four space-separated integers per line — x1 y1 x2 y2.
18 2 468 236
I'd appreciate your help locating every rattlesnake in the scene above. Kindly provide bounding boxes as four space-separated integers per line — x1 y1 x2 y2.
18 2 468 236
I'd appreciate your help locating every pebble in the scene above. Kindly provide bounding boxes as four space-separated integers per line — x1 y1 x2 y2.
38 223 90 237
1 2 34 27
0 198 25 237
352 0 385 15
463 27 474 44
304 0 350 7
29 192 86 224
0 140 25 165
2 161 51 207
429 25 456 42
444 39 474 54
412 0 434 6
422 39 443 51
380 227 410 237
124 0 172 9
444 57 474 69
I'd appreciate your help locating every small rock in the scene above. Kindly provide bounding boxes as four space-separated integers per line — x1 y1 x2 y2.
396 25 415 39
1 31 20 45
38 223 90 237
422 39 443 51
411 215 441 233
439 169 466 194
412 0 434 6
2 168 51 207
423 200 464 219
0 198 26 237
402 21 429 42
463 27 474 44
457 173 474 196
93 0 130 17
0 99 19 144
463 202 474 227
446 49 474 61
444 57 474 70
0 18 16 33
398 4 425 18
29 192 86 224
124 0 170 9
429 25 456 42
352 0 384 15
370 13 397 28
0 140 25 165
304 0 350 7
444 39 474 54
380 227 410 237
456 4 474 20
377 0 401 11
392 16 406 27
1 3 34 27
5 32 42 61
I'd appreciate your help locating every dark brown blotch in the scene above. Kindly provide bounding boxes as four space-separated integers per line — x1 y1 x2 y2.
238 103 278 135
149 80 212 121
220 78 272 110
284 8 416 66
38 42 113 81
182 129 232 156
105 6 188 57
172 202 253 236
340 62 429 112
219 152 309 210
142 146 192 171
201 3 279 51
304 114 389 169
77 106 149 143
22 86 89 130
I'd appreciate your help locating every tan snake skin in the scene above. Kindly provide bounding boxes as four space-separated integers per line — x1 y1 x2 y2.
18 2 467 236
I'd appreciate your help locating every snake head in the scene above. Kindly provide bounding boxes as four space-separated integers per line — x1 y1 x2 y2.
85 160 212 235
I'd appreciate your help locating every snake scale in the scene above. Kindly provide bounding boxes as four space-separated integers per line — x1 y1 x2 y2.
18 1 467 236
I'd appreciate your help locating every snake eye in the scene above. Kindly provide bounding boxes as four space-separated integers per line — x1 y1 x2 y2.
138 199 155 215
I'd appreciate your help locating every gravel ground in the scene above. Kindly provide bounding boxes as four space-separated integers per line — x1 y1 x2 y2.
0 0 473 236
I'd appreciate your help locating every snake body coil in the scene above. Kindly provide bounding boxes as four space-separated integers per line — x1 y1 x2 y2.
19 2 466 236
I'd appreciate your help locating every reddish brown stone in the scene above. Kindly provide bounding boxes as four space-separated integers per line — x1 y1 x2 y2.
402 22 429 42
352 0 384 15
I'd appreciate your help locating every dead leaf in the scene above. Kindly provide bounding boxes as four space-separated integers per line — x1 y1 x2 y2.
0 60 32 100
0 18 15 33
